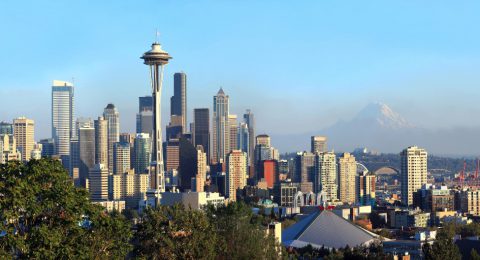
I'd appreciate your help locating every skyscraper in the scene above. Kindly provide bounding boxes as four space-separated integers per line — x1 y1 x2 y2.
94 117 108 166
141 40 172 202
52 80 75 159
171 72 187 133
212 88 229 164
357 171 376 206
113 142 131 175
79 126 95 187
89 163 109 201
13 117 35 161
39 138 55 157
178 136 197 191
228 114 238 153
194 145 208 192
401 146 428 206
311 136 327 154
138 96 153 112
315 152 337 200
133 133 151 174
238 122 249 156
0 121 13 135
294 152 315 192
103 104 120 173
338 153 357 204
243 110 255 175
226 150 247 201
193 108 209 162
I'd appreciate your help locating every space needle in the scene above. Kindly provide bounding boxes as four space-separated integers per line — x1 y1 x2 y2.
141 38 171 207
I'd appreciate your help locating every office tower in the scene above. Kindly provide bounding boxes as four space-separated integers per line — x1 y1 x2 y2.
133 133 151 174
119 132 135 168
0 134 21 163
13 117 35 161
171 72 187 133
401 146 428 206
113 142 131 175
294 152 315 192
226 150 247 201
194 145 207 192
89 163 109 201
139 96 153 112
238 122 249 155
79 126 95 188
75 117 93 133
94 117 108 166
279 159 289 175
311 136 327 154
228 115 238 153
259 160 278 189
31 143 42 160
69 137 80 185
193 108 210 162
315 152 337 200
256 134 271 147
357 172 376 206
179 137 197 191
39 138 55 157
136 110 153 134
103 104 120 174
166 114 183 141
338 153 357 204
271 147 280 161
212 88 230 164
52 80 74 158
110 169 150 208
141 40 172 204
243 110 255 175
0 121 13 135
165 139 180 172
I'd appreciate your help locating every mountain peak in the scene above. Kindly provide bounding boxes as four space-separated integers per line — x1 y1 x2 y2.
354 102 414 129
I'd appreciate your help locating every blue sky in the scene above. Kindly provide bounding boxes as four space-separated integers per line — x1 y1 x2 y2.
1 1 480 151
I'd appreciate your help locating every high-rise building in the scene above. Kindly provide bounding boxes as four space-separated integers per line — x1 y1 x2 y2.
294 152 315 193
39 138 55 157
89 163 109 201
400 146 428 206
315 152 337 200
194 145 208 192
0 134 21 163
13 117 35 161
212 88 229 164
243 110 255 176
171 72 187 133
238 122 249 156
226 150 247 201
311 136 327 154
256 134 271 147
165 139 180 172
356 172 376 206
133 133 150 174
136 110 153 134
0 121 13 135
79 126 95 187
228 115 238 154
69 137 80 185
52 80 74 158
459 190 480 216
113 142 131 175
179 137 197 191
259 160 278 189
193 108 209 162
94 117 108 166
103 104 120 174
138 96 153 112
338 153 357 204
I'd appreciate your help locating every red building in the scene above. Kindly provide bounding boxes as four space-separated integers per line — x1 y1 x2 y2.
260 160 278 188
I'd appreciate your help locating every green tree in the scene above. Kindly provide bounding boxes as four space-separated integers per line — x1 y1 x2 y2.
135 204 217 259
0 159 132 259
423 229 461 260
471 249 480 260
206 202 284 260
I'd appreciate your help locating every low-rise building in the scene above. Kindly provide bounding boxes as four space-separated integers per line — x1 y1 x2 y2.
159 191 225 210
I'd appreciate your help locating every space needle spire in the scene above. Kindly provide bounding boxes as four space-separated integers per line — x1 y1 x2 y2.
141 37 172 206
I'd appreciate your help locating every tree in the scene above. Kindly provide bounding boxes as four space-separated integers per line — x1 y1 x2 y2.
135 204 217 259
205 202 284 260
0 159 132 258
423 229 461 260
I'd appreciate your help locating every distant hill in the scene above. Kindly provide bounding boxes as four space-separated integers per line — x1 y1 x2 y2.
272 102 480 156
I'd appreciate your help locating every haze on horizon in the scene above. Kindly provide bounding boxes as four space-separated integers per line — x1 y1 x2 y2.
1 1 480 155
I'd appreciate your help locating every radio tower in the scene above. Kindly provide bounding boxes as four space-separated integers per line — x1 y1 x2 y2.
141 37 172 207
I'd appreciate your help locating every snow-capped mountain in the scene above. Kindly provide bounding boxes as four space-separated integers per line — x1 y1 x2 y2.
348 102 414 129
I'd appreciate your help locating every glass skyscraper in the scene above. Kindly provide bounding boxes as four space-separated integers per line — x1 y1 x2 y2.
51 80 74 159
